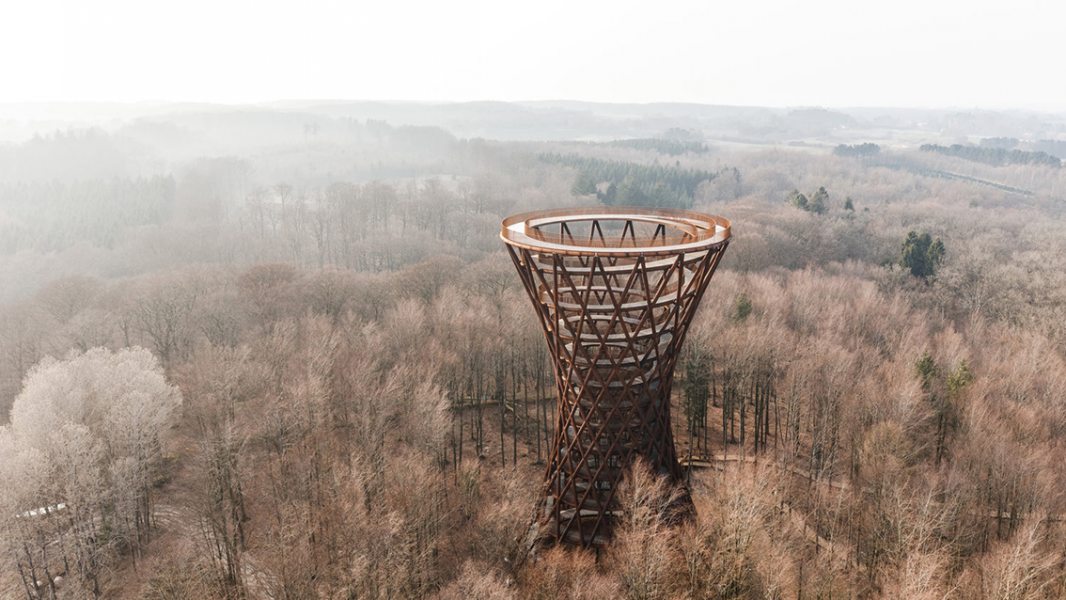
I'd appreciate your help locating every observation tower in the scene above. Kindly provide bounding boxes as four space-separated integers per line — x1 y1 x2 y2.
501 207 731 547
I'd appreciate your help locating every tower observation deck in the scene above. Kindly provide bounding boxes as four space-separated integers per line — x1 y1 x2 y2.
501 207 731 547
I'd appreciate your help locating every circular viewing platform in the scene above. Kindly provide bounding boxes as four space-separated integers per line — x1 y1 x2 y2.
501 207 731 257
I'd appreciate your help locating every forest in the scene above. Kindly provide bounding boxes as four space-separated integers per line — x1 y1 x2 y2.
1 102 1066 599
539 153 721 208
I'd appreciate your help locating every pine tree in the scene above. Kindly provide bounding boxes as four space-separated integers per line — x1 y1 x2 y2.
732 293 753 322
571 172 598 196
809 186 829 214
900 231 946 279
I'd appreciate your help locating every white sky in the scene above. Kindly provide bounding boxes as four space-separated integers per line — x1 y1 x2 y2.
2 0 1064 110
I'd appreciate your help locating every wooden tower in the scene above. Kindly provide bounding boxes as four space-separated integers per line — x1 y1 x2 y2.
501 207 731 547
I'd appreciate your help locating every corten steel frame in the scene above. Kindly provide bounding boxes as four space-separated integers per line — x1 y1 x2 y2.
501 207 731 547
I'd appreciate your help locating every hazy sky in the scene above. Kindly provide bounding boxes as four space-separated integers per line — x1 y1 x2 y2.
3 0 1065 110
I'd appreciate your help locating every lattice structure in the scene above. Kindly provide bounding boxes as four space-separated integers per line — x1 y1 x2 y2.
501 207 731 547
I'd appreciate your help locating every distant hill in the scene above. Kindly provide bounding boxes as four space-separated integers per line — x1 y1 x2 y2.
3 100 1066 146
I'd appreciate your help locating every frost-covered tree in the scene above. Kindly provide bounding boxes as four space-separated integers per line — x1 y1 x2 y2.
1 347 181 598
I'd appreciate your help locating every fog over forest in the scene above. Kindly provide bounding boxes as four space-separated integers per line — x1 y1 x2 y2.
2 59 1066 599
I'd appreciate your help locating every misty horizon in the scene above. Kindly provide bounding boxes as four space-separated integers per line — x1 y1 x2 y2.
5 98 1066 112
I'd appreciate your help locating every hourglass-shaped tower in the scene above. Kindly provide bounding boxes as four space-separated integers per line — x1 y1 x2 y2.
501 207 730 547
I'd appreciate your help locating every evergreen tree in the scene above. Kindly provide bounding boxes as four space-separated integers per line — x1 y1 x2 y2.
601 181 618 205
732 293 753 322
947 361 973 395
571 171 598 196
809 186 829 214
900 231 946 279
916 352 939 390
